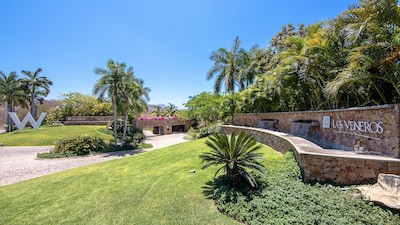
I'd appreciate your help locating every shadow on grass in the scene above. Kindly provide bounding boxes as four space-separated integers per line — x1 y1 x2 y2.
202 175 266 202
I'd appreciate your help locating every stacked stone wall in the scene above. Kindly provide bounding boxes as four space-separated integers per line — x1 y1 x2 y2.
221 125 400 185
234 105 400 158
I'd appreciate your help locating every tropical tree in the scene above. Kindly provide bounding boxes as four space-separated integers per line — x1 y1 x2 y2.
199 131 266 188
151 105 164 117
118 72 150 145
0 71 28 132
165 103 177 116
207 36 242 94
21 68 53 119
325 0 400 106
184 92 222 125
131 79 150 128
93 59 128 146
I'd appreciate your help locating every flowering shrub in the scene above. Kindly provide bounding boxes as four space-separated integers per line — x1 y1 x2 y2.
139 116 179 121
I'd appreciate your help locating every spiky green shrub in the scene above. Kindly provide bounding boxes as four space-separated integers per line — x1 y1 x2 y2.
199 131 266 187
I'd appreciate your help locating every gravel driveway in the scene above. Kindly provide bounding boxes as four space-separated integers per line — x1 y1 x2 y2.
0 132 188 187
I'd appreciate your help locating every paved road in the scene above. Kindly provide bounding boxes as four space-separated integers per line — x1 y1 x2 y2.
0 132 188 187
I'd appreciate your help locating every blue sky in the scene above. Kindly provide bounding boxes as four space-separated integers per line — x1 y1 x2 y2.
1 0 356 108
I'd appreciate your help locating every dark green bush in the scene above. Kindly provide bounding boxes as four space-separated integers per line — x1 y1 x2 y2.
209 151 400 225
108 120 146 146
188 123 221 139
53 136 107 156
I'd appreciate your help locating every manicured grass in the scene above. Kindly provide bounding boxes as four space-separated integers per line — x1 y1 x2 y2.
0 125 113 146
0 139 242 225
0 138 398 224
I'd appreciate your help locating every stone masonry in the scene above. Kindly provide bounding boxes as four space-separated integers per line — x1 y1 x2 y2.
221 125 400 185
233 104 400 158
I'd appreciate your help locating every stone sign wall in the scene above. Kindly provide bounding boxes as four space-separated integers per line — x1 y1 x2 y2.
233 104 400 158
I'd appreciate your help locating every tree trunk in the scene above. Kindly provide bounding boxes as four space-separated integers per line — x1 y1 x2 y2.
135 112 139 128
112 96 118 146
31 93 36 119
6 103 13 132
121 110 129 146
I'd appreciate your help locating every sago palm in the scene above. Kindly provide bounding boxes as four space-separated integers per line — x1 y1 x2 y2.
199 131 266 187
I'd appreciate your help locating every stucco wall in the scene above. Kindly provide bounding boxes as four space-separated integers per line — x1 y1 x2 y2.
234 105 400 158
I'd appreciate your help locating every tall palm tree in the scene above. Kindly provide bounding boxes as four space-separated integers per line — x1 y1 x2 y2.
93 59 128 146
199 131 266 187
207 36 242 94
21 68 53 118
0 71 28 132
165 103 177 116
119 73 150 145
151 105 164 117
132 79 150 128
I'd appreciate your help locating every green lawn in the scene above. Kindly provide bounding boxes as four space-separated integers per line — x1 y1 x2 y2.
0 135 398 224
0 125 113 146
0 139 242 225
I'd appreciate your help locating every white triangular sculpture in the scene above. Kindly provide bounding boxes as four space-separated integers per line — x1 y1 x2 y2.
8 112 47 131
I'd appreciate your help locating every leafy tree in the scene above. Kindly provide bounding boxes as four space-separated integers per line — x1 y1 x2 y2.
325 0 400 106
21 68 53 118
93 59 129 146
0 71 28 132
184 92 222 125
199 131 266 187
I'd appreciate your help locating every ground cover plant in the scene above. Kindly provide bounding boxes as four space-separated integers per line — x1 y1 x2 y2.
0 125 112 146
209 151 400 224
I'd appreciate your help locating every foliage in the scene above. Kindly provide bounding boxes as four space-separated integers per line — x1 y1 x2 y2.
93 59 149 146
0 71 28 132
49 92 113 121
109 119 146 146
184 92 222 124
201 0 400 113
210 151 400 224
20 68 53 118
200 132 266 188
188 123 221 139
53 135 107 156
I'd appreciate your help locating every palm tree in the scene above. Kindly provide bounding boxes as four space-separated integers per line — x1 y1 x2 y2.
132 79 150 128
119 73 150 145
0 71 28 132
93 59 128 146
325 0 400 106
21 68 53 119
165 103 177 116
151 105 164 117
199 131 266 187
207 36 242 94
